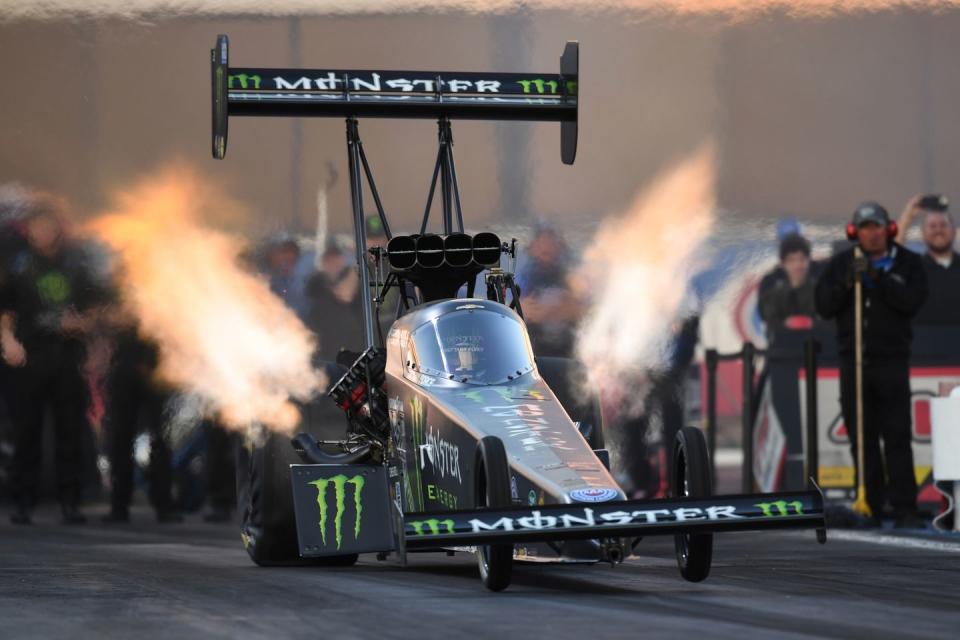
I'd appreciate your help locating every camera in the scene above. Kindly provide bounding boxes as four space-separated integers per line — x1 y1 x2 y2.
918 194 949 211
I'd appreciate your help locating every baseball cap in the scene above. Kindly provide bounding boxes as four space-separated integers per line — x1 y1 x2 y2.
852 202 890 227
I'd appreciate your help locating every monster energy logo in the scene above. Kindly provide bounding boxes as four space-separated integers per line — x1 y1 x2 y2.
308 475 365 550
755 500 804 517
517 78 578 95
410 396 425 510
228 74 262 89
408 518 455 536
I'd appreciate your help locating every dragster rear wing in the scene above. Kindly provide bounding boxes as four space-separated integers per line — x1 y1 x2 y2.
211 34 579 164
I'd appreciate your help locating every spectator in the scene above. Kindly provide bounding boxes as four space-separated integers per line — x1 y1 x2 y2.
263 236 310 320
305 240 361 362
1 198 104 525
515 225 579 358
815 202 927 527
896 194 960 326
759 234 820 341
101 319 182 524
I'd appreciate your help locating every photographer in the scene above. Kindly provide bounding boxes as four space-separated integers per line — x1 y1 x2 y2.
815 202 927 527
896 194 960 326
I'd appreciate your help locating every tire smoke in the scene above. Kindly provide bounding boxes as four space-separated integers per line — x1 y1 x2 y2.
87 167 326 434
574 144 715 415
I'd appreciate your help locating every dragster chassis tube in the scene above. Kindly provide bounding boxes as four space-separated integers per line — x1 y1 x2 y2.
402 490 825 549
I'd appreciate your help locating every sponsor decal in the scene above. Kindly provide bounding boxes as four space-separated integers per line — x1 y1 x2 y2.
410 396 426 509
568 487 619 503
466 505 744 534
481 402 575 452
527 490 537 506
420 427 462 483
510 476 519 501
755 500 804 517
308 474 365 550
227 73 262 89
36 271 70 305
517 78 578 95
409 518 455 536
455 304 485 310
426 483 458 509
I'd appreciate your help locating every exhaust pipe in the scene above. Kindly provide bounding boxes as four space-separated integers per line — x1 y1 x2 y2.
443 233 473 268
386 234 417 270
415 234 445 268
472 232 502 267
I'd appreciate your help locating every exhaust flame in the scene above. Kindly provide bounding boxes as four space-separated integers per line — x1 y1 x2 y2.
88 168 325 434
2 1 959 21
574 145 715 412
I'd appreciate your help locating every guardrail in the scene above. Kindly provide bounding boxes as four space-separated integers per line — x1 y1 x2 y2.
704 338 821 493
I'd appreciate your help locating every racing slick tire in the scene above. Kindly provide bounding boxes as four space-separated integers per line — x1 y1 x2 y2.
236 363 359 567
671 426 713 582
475 436 513 591
535 356 605 450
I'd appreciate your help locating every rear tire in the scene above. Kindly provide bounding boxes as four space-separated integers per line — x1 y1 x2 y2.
237 363 359 567
672 426 713 582
475 436 513 592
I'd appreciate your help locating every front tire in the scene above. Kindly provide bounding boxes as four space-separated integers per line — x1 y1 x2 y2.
475 436 513 592
672 426 713 582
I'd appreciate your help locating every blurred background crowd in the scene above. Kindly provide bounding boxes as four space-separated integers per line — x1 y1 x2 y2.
0 182 956 524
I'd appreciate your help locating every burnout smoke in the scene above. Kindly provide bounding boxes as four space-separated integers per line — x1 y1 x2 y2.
3 1 960 21
574 145 715 412
89 169 325 433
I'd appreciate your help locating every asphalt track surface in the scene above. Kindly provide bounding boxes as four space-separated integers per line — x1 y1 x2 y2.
1 508 958 639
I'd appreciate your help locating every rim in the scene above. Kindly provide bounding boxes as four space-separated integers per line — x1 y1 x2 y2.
675 446 690 563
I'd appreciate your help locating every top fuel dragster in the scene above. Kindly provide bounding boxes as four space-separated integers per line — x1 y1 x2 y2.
211 34 826 591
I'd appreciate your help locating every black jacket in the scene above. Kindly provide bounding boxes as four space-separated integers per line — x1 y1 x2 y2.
814 244 928 362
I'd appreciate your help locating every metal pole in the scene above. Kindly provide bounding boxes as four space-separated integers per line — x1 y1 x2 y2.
438 118 452 235
741 341 755 494
357 141 392 240
803 337 820 489
705 349 719 486
346 118 376 349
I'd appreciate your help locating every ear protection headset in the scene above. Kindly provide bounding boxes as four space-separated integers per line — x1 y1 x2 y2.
846 203 897 241
845 220 898 241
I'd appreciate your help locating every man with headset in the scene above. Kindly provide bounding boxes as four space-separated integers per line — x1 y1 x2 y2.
815 202 928 527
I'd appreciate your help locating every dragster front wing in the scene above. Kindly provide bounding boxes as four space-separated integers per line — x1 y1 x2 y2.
290 464 825 558
402 490 825 549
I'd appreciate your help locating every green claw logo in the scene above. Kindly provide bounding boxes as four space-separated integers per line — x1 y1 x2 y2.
228 73 262 89
36 271 70 305
408 518 455 536
755 500 804 517
309 474 365 550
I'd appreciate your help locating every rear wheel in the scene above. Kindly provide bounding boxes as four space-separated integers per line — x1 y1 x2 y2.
672 426 713 582
475 436 513 592
236 363 359 567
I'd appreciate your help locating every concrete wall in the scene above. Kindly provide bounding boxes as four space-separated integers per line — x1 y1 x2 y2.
1 10 959 234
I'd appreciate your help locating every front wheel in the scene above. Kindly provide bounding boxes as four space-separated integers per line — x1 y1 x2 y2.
672 426 713 582
475 436 513 592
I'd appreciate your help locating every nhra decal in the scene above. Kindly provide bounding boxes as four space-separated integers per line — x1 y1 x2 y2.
308 475 364 550
568 488 619 503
